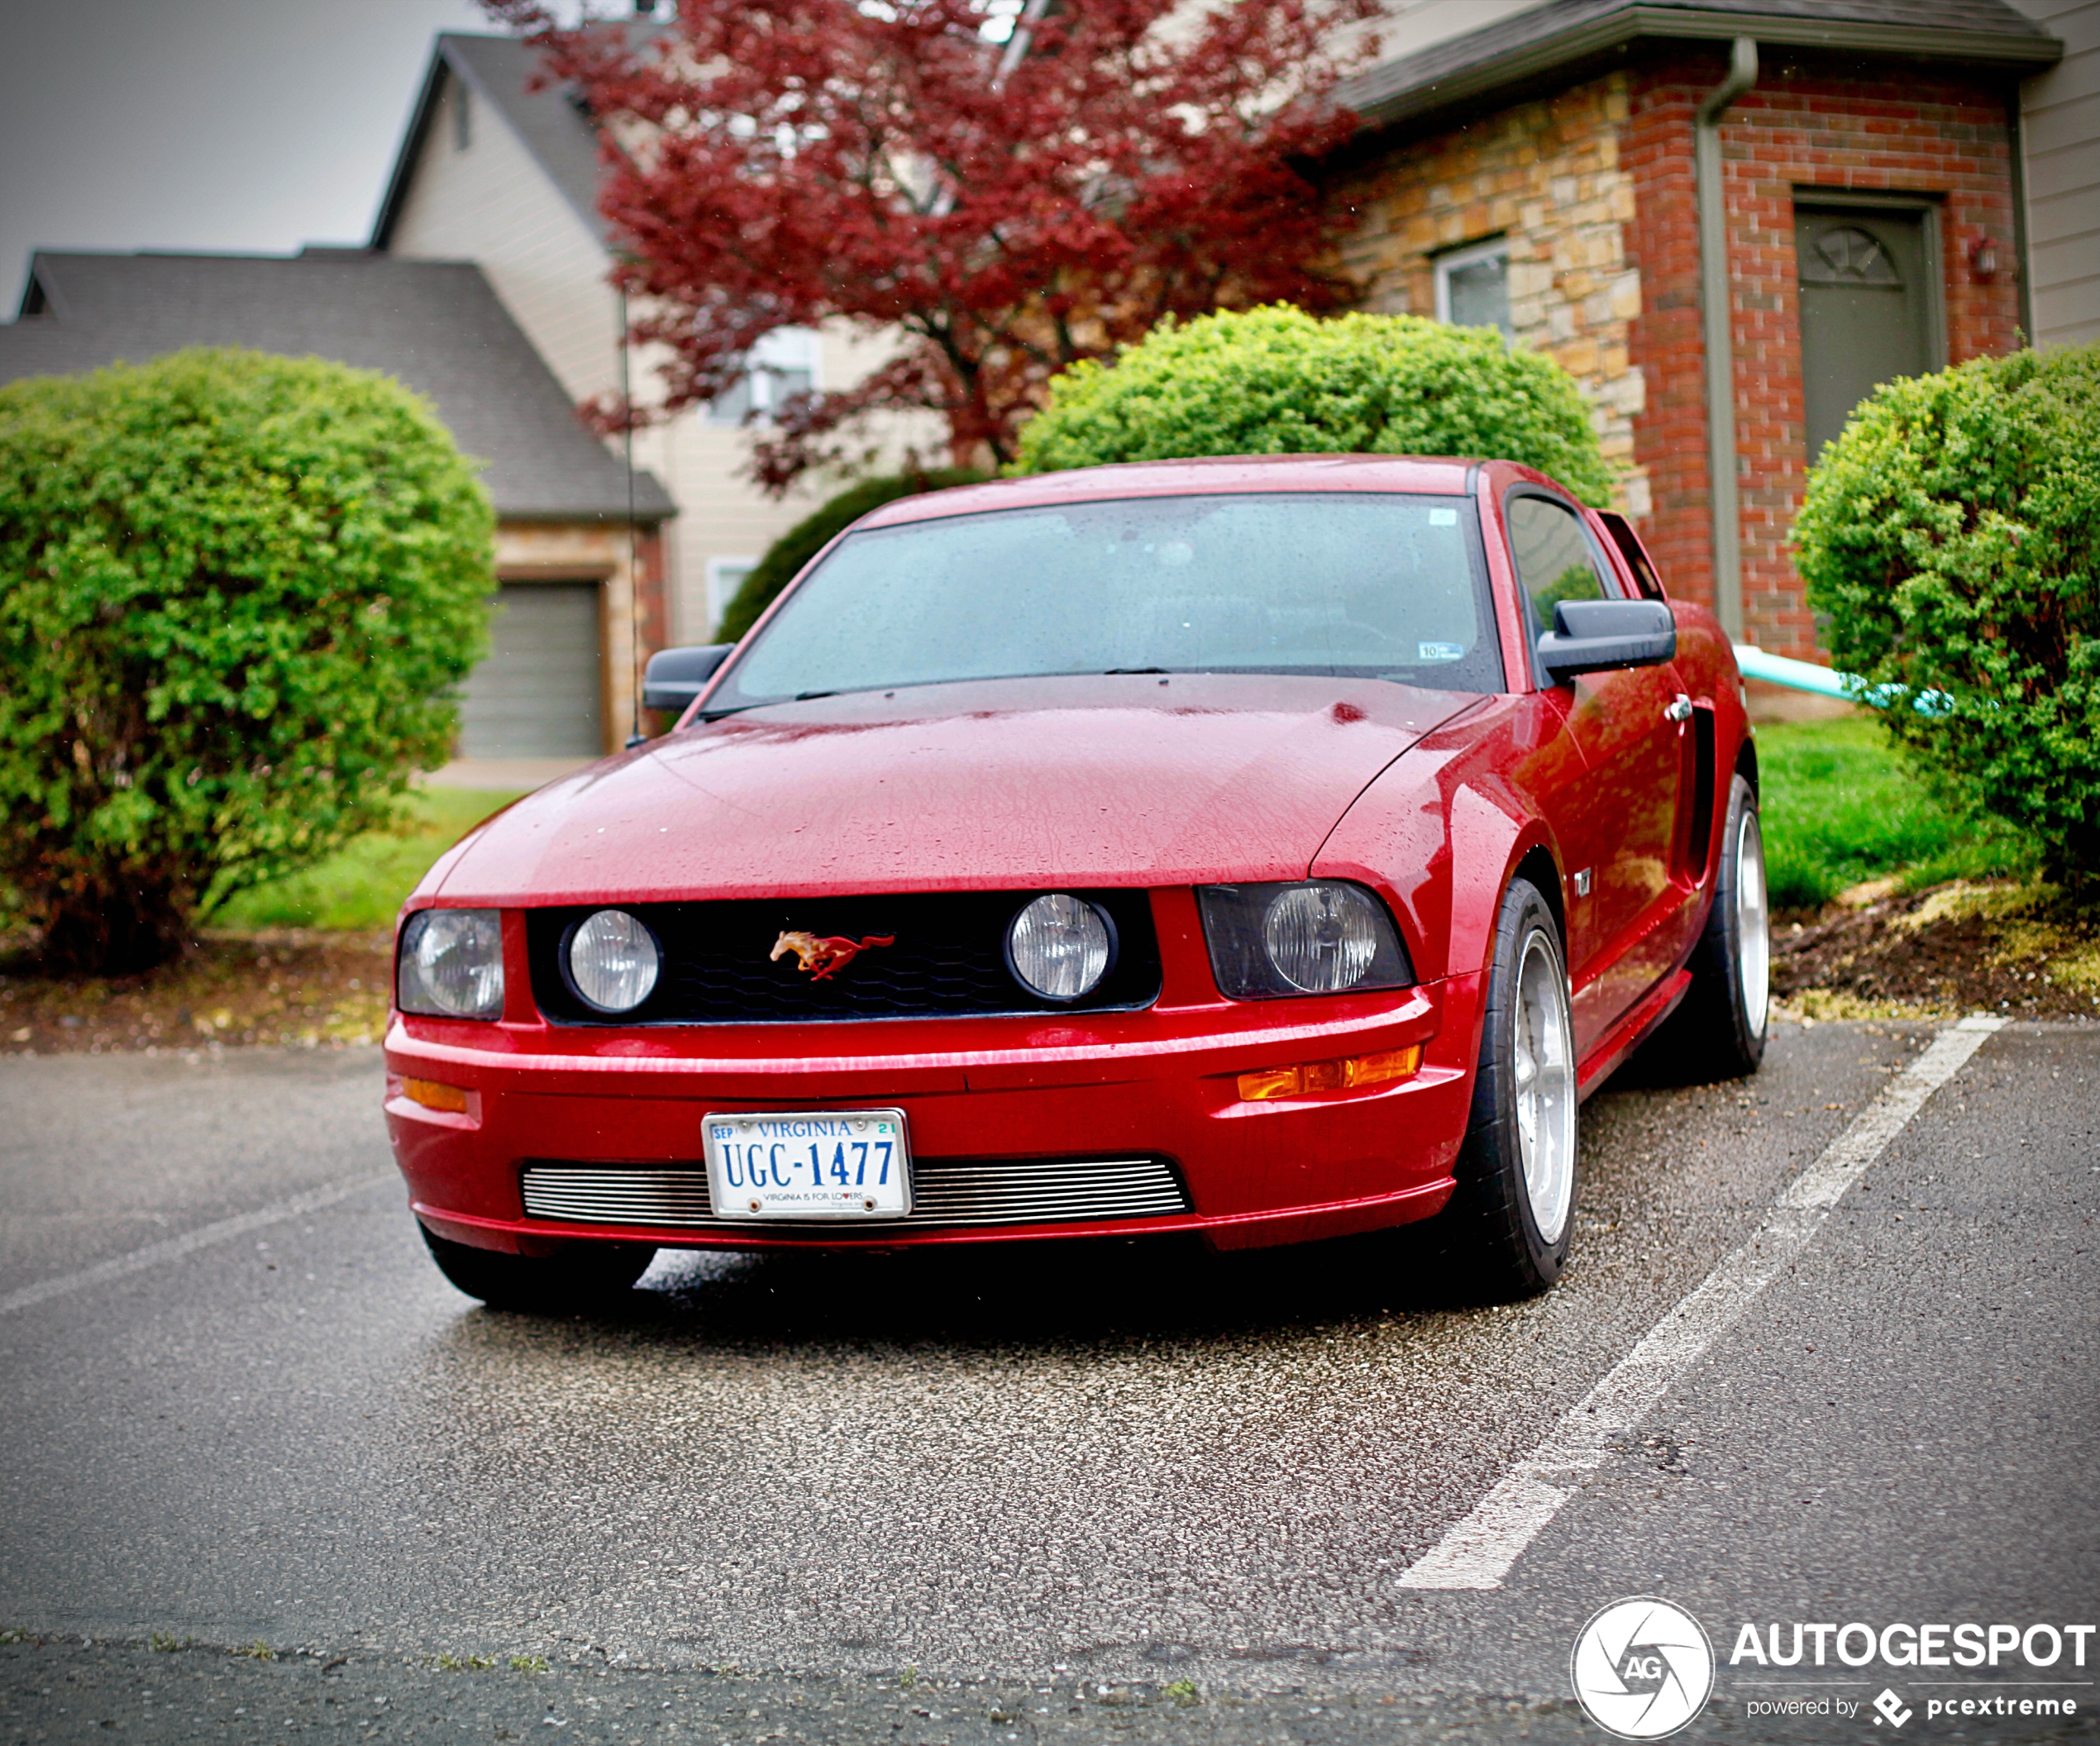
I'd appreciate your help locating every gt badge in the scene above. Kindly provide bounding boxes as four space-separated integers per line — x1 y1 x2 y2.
771 930 895 982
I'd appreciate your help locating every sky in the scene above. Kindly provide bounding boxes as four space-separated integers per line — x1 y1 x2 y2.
0 0 510 311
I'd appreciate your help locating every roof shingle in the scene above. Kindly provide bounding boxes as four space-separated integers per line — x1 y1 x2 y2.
0 250 674 523
1339 0 2062 131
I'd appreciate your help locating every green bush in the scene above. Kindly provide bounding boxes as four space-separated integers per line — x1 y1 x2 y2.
1012 305 1613 505
0 347 494 972
1796 342 2100 878
716 467 986 642
211 786 525 933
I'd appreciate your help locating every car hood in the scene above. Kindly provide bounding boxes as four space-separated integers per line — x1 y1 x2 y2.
433 674 1479 904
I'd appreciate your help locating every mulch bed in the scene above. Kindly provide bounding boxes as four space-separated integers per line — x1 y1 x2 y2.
0 931 393 1057
1773 881 2100 1022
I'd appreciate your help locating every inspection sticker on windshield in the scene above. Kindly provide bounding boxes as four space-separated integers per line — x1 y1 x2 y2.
1418 642 1466 661
704 1109 913 1220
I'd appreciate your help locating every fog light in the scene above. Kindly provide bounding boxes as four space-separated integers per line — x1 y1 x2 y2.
403 1077 469 1114
1237 1044 1423 1102
566 909 661 1013
1005 893 1114 1002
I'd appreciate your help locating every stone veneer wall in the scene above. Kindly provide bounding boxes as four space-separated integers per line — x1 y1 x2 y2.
1328 74 1653 518
1625 50 2025 659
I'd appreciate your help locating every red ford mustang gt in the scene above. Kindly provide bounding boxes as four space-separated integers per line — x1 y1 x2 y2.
386 456 1768 1308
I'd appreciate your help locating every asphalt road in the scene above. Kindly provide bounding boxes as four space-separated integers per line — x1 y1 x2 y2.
0 1020 2093 1745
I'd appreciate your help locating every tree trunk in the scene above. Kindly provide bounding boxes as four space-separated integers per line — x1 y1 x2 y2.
36 879 194 976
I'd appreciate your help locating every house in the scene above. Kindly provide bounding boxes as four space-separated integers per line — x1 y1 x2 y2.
1324 0 2082 665
0 248 676 762
2014 0 2100 351
370 27 915 647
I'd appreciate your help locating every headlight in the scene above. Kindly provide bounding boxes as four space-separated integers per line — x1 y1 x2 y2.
565 909 661 1014
1005 893 1115 1003
397 908 505 1019
1196 881 1412 999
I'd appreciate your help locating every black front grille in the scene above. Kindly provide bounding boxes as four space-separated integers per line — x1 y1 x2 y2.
527 890 1160 1024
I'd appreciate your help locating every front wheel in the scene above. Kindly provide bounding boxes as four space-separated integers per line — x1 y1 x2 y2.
1437 876 1578 1299
420 1224 654 1313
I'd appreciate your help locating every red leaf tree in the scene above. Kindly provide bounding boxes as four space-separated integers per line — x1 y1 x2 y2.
483 0 1377 491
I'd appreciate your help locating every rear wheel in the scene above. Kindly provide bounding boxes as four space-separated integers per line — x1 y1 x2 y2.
1438 876 1577 1299
419 1224 653 1313
1661 773 1768 1080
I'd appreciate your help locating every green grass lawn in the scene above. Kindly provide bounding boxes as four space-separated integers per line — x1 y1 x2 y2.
209 787 527 933
1756 716 2035 909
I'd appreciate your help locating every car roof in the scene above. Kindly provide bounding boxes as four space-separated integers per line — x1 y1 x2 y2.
857 454 1482 529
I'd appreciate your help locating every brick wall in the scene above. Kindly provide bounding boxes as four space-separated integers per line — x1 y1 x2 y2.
1329 50 2026 661
1626 49 2024 657
1328 74 1653 516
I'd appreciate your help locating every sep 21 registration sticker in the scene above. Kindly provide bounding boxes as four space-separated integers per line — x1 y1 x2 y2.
704 1109 912 1219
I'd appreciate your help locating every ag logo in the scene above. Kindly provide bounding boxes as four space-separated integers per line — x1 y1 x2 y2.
1570 1596 1715 1739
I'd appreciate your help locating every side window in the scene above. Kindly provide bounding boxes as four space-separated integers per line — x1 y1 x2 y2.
1598 510 1667 602
1506 494 1608 634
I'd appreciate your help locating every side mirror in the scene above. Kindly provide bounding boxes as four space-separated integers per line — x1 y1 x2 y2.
641 643 734 714
1537 599 1676 680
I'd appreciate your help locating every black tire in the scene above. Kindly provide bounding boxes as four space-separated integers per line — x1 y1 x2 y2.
1437 877 1578 1299
1660 772 1769 1081
419 1223 654 1313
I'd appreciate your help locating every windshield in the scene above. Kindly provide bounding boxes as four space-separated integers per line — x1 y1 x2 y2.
708 491 1503 711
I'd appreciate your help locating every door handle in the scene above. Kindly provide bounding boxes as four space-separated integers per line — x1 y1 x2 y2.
1664 694 1694 723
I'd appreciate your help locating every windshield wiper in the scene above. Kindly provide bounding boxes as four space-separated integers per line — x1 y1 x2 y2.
1101 666 1168 675
794 689 838 701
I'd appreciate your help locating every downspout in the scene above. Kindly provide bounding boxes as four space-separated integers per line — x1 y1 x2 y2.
1696 37 1758 641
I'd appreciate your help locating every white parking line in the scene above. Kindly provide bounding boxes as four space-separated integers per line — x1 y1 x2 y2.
0 1172 397 1317
1396 1015 2004 1591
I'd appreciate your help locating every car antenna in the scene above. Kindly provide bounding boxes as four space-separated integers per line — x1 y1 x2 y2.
620 286 647 751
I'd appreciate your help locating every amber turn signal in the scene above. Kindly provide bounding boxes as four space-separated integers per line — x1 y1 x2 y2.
403 1077 470 1114
1237 1044 1422 1102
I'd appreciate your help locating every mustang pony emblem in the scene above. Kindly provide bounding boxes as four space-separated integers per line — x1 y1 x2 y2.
771 930 895 981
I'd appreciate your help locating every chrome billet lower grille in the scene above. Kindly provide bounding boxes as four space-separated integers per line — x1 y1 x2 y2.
520 1155 1189 1232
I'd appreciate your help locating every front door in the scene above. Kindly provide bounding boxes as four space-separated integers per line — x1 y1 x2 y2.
1796 203 1940 463
1506 492 1687 1054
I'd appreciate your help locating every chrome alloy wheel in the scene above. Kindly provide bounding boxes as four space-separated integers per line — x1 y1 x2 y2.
1512 925 1577 1244
1736 809 1771 1038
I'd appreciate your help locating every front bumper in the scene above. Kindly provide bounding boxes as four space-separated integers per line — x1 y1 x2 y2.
384 966 1482 1257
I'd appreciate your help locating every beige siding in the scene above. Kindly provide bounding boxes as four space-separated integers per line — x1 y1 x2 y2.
1331 0 1546 64
389 60 952 645
2011 0 2100 347
637 324 948 642
389 70 625 403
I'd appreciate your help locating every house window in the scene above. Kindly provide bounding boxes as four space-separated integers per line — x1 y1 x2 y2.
1434 238 1511 341
705 556 759 632
451 81 470 152
707 327 821 425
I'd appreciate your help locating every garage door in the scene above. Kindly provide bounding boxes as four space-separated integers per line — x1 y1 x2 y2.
457 582 604 759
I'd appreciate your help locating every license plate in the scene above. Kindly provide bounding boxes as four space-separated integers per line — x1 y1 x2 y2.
702 1109 912 1220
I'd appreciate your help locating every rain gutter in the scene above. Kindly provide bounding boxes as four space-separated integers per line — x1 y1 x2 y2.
1696 36 1758 642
